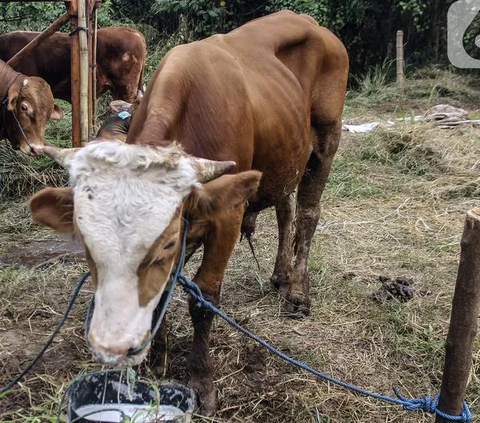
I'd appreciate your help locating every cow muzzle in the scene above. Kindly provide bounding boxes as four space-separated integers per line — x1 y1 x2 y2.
21 141 44 156
88 329 151 367
91 347 148 367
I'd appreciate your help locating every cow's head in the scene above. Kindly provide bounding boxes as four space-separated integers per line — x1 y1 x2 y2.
29 141 261 366
2 76 63 155
97 52 143 103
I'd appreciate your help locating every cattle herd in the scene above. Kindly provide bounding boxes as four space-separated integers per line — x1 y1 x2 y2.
1 10 349 414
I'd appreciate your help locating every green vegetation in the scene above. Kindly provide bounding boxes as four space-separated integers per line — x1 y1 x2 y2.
1 1 473 75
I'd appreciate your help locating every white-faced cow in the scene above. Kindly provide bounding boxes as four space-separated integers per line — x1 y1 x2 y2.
29 11 348 414
0 59 63 155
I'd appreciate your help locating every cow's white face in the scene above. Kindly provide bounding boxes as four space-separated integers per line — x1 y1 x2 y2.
28 141 262 367
69 142 196 365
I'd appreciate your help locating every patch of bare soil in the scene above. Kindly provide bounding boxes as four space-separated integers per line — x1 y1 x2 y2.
0 324 86 415
0 236 84 268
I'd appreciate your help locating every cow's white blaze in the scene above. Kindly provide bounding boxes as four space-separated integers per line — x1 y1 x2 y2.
67 141 197 364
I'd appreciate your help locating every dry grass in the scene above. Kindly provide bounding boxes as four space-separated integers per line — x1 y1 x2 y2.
1 74 480 422
0 141 67 200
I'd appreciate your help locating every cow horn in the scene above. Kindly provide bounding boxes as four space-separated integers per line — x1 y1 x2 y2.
38 145 81 168
191 158 236 183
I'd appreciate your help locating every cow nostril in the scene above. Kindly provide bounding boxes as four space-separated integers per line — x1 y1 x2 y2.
127 331 151 357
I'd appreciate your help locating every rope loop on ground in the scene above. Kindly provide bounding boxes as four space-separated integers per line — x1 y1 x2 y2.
178 275 472 422
393 389 472 421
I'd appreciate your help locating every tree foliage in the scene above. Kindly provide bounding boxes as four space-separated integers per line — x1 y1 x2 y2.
0 1 114 33
1 0 478 75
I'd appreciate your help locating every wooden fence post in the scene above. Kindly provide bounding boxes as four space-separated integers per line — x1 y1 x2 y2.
78 0 89 145
435 208 480 422
68 0 81 147
396 30 404 91
88 0 97 134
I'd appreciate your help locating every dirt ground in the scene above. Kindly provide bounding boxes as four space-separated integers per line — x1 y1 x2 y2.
1 75 480 422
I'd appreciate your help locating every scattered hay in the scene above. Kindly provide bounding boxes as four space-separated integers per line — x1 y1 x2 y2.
358 124 442 176
0 141 67 199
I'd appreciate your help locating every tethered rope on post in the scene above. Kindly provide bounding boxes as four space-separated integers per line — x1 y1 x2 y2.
177 274 472 422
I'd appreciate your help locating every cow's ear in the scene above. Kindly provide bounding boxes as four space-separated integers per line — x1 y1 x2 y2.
186 171 261 220
50 104 64 120
110 100 132 113
7 83 20 112
29 187 74 233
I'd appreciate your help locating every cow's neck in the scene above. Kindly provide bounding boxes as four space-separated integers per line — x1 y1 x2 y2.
0 60 21 103
0 60 22 137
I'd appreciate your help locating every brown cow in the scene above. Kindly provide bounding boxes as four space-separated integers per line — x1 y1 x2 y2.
0 59 63 155
0 27 146 103
29 11 348 413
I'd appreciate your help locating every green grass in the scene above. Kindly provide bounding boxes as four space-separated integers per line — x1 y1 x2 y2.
347 67 480 115
325 159 383 199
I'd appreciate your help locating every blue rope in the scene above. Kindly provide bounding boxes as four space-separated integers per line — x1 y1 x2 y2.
177 275 472 422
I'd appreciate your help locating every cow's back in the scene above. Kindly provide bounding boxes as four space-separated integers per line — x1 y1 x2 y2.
206 11 348 200
129 11 347 208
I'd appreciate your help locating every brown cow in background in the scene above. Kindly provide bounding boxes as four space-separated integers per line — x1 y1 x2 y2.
0 59 63 155
0 27 146 103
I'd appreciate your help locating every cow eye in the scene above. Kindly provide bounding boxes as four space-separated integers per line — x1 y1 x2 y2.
20 103 28 112
164 240 176 250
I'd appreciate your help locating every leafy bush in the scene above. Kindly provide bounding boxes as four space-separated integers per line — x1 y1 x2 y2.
1 0 478 77
265 0 329 25
0 1 114 33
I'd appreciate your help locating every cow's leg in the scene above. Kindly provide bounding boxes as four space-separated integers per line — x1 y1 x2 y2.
149 318 168 376
285 121 342 316
271 193 296 289
188 207 244 415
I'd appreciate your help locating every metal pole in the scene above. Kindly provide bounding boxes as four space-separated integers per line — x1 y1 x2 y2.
7 12 70 69
435 208 480 422
396 30 404 90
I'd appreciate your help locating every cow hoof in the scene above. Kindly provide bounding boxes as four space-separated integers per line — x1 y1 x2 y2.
198 389 217 416
190 380 217 416
280 286 310 317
